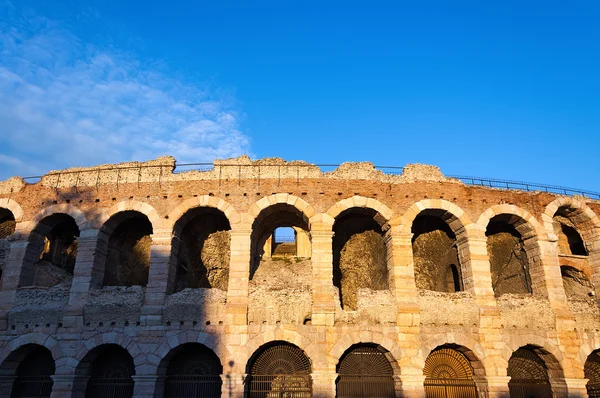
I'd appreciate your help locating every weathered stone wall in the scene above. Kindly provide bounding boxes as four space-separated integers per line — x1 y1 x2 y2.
0 156 597 398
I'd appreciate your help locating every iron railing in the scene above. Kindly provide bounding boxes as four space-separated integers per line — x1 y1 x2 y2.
164 375 222 398
337 375 395 398
11 376 53 398
85 378 135 398
508 379 553 398
20 162 600 200
246 375 312 398
423 378 478 398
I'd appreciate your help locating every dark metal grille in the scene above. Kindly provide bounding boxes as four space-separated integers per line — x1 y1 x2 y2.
247 343 312 398
164 344 222 398
507 348 552 398
423 348 477 398
11 347 55 398
337 346 395 398
85 346 135 398
586 351 600 398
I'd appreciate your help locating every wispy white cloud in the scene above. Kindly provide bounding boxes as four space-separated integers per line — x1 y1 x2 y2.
0 2 251 179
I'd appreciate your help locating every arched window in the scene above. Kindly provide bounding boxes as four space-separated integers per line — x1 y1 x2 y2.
486 215 532 295
246 342 312 397
20 213 79 287
84 345 135 398
333 208 389 310
423 346 477 398
585 350 600 398
10 346 55 398
163 344 222 398
507 346 553 398
336 344 395 397
171 207 231 292
412 212 463 293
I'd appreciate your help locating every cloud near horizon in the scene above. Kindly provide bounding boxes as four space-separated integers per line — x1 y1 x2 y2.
0 4 251 180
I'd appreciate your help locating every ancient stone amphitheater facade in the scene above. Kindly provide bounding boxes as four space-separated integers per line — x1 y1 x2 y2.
0 156 599 398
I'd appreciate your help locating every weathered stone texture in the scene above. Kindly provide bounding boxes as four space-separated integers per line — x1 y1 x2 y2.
0 156 598 397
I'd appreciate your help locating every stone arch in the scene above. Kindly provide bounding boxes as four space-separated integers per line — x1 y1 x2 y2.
503 336 565 379
0 343 56 398
32 204 90 231
0 333 63 371
93 210 154 287
166 195 241 229
244 329 324 371
328 197 394 311
0 198 24 223
248 194 316 224
507 344 566 397
20 211 81 287
92 200 161 231
418 334 485 375
478 204 546 296
73 333 145 372
329 331 402 376
402 200 475 293
152 331 229 372
422 343 482 397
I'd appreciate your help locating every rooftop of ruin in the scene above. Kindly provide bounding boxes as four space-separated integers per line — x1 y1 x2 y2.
1 155 599 200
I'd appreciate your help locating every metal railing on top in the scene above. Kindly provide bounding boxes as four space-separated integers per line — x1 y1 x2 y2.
20 162 600 200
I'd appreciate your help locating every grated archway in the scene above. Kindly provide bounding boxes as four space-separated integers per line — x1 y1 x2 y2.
336 344 395 398
423 347 477 398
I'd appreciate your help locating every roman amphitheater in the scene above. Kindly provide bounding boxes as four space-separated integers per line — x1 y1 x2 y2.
0 155 599 398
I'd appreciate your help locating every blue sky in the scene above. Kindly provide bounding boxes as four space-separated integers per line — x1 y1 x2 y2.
0 1 599 191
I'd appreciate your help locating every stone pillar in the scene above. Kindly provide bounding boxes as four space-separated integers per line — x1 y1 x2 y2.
563 378 589 398
536 237 570 310
226 229 251 326
141 229 173 326
311 372 336 398
400 374 426 398
132 375 159 397
294 227 311 258
221 373 246 398
64 229 101 328
50 374 81 398
262 234 273 258
0 233 29 329
481 376 511 398
458 228 496 306
310 226 335 326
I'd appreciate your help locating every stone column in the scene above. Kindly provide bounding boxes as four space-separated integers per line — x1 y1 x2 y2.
458 228 496 306
311 371 336 398
481 376 511 398
0 229 30 329
294 227 311 258
262 234 273 258
400 374 426 398
226 228 251 326
141 228 173 326
221 373 246 398
64 229 101 328
563 378 589 398
310 226 336 326
132 375 160 397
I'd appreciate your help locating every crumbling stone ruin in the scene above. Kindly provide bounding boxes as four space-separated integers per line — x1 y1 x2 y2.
0 156 599 397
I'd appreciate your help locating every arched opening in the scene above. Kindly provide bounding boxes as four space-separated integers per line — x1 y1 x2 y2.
553 208 588 256
561 265 595 300
271 227 297 257
486 215 533 296
171 207 231 293
2 345 55 398
157 343 222 398
333 208 389 310
81 345 135 398
585 350 600 398
20 213 79 287
250 203 311 278
100 211 153 287
412 212 463 293
0 208 16 239
507 346 554 397
423 345 478 398
0 208 16 280
336 344 395 398
246 342 312 397
249 204 312 324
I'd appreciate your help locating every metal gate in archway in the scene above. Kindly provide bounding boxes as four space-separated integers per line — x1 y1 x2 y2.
507 348 553 398
336 345 395 398
11 347 55 398
85 346 134 398
423 348 478 398
585 351 600 398
246 343 312 398
164 344 222 398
